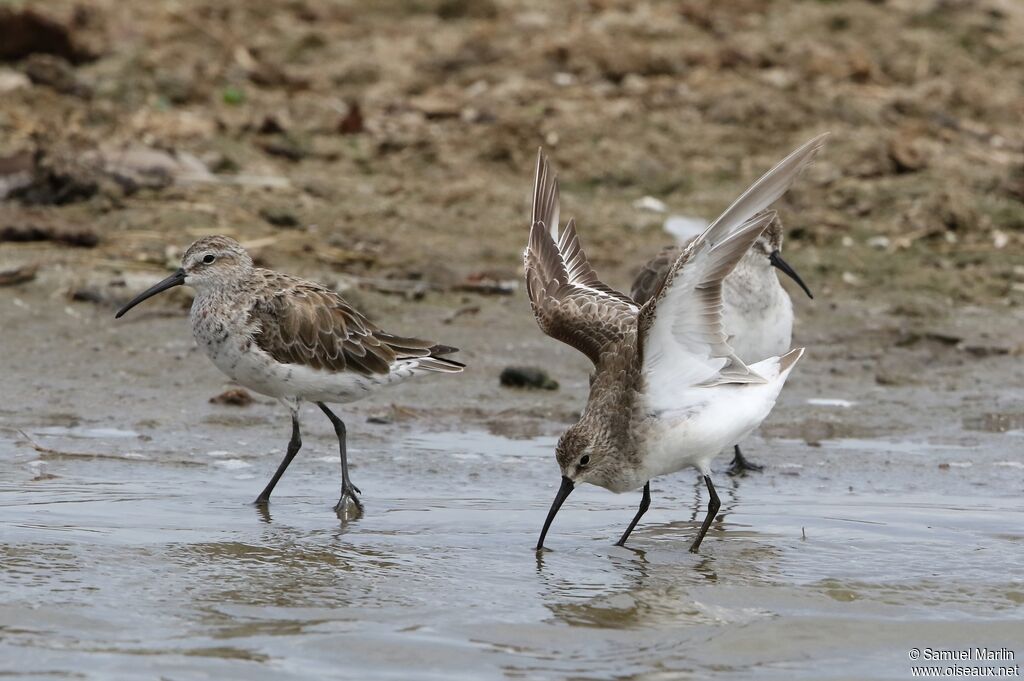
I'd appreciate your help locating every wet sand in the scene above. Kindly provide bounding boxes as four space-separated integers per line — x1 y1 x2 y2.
3 0 1024 677
2 285 1023 680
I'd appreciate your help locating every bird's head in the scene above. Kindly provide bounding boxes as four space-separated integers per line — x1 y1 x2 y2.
554 421 620 488
750 216 813 299
179 236 254 292
114 235 254 318
536 420 622 551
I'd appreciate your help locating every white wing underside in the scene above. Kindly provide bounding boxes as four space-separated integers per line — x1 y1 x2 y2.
642 212 776 409
641 134 826 411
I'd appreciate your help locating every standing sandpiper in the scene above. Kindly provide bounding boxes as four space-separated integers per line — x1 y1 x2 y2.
631 212 813 475
526 135 825 552
115 236 464 516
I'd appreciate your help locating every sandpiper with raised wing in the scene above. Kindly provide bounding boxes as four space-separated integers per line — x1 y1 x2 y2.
525 135 825 552
631 212 813 475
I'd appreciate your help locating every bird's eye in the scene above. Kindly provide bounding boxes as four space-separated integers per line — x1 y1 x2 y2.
579 455 590 467
202 254 216 264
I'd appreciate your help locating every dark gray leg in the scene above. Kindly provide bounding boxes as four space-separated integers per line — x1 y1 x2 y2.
316 402 363 516
255 411 301 505
689 475 721 553
727 444 763 476
615 481 651 547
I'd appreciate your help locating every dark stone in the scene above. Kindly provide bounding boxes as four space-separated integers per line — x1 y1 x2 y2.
0 8 95 64
259 206 300 228
500 366 559 390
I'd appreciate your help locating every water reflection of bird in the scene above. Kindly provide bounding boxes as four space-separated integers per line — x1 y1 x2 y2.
527 135 825 553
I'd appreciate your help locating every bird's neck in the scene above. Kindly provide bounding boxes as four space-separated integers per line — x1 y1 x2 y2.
583 361 643 443
192 275 253 302
727 256 784 306
189 278 256 328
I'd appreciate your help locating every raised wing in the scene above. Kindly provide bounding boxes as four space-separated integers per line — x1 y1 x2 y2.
631 133 825 310
637 134 825 407
532 146 560 240
639 211 777 405
524 150 638 366
531 150 636 306
250 275 445 375
631 210 777 306
704 133 827 238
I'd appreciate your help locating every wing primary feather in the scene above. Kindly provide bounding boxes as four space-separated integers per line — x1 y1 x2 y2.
523 153 640 367
639 211 777 392
630 134 827 310
532 149 560 240
524 220 636 366
704 133 827 242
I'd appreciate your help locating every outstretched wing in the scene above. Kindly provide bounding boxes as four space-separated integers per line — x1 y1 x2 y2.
250 275 444 375
704 133 828 238
638 133 823 405
640 211 776 397
630 210 775 306
531 150 637 306
524 150 638 366
639 133 826 407
631 134 826 309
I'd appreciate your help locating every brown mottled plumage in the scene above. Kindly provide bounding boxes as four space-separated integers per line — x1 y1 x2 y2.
249 272 454 375
115 234 463 516
524 220 638 367
630 245 677 308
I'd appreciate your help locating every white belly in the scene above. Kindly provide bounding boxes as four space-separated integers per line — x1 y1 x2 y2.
195 326 394 403
638 361 792 480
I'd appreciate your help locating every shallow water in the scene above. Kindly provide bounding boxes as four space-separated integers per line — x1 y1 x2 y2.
2 420 1022 680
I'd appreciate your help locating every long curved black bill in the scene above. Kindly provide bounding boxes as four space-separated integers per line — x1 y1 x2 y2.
115 268 186 318
769 251 813 299
536 476 574 551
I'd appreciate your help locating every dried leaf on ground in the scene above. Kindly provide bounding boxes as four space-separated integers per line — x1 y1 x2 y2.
0 263 39 286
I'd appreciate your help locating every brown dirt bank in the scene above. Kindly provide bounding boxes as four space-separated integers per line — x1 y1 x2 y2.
1 0 1022 301
1 1 1022 439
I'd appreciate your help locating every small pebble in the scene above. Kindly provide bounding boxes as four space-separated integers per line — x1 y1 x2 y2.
500 366 559 390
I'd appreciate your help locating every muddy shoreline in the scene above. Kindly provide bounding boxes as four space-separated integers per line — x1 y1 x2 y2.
3 283 1023 681
2 1 1024 678
2 264 1022 453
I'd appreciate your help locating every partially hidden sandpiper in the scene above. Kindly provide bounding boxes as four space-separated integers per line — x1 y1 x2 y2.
115 236 464 516
630 212 814 475
526 135 826 553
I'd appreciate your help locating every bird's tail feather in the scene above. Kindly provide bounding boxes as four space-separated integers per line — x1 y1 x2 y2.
778 347 804 375
414 356 465 373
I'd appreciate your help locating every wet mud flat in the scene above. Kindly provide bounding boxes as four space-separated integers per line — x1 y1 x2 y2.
2 287 1023 680
2 0 1024 677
